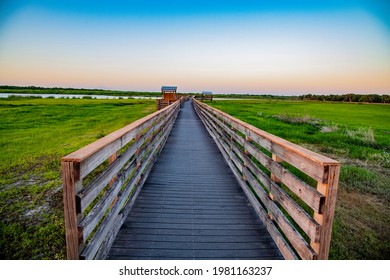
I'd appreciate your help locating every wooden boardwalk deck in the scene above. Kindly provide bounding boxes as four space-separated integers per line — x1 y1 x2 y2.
106 100 282 260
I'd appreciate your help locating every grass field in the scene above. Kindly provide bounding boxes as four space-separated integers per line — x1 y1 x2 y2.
209 99 390 259
0 97 155 259
1 96 389 259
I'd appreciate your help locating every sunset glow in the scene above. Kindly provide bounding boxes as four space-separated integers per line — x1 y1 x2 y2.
0 1 389 94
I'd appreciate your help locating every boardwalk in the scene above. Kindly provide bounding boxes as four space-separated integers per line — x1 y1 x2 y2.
107 101 282 260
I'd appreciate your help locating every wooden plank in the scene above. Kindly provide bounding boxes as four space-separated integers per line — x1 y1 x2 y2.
61 161 80 260
122 161 160 221
94 215 123 260
111 241 277 250
244 141 324 213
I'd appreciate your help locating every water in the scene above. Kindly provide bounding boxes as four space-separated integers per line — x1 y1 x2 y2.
0 93 256 101
0 93 158 99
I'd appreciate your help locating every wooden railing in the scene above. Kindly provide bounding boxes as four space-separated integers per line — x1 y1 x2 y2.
193 98 340 260
61 100 180 259
194 94 213 102
156 99 176 110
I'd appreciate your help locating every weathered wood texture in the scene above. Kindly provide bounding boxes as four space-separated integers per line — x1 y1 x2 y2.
62 100 181 259
193 98 340 260
107 100 282 260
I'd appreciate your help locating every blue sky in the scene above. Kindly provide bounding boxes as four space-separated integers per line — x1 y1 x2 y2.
0 0 389 94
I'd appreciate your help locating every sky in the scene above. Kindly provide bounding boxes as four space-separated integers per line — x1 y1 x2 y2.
0 0 389 94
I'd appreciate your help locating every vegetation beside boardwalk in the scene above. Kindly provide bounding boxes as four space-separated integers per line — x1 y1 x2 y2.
1 94 389 259
209 99 390 259
1 85 389 103
0 97 155 259
0 85 161 97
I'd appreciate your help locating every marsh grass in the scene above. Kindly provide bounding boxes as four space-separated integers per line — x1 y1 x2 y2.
273 112 320 126
0 97 155 259
345 126 376 145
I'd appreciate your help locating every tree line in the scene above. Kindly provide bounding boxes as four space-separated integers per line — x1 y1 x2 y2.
297 93 390 103
1 86 389 103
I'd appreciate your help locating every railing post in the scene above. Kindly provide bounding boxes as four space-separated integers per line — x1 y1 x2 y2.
310 164 340 259
270 154 283 205
108 152 117 164
62 160 81 260
270 154 283 184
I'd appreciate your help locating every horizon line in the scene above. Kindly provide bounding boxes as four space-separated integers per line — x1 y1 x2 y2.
1 84 389 96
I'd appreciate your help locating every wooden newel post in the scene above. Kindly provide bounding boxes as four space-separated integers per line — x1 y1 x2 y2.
62 160 81 260
311 164 340 259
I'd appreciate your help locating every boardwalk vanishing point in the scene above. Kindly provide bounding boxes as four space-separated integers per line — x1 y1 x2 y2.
107 100 282 260
62 98 340 260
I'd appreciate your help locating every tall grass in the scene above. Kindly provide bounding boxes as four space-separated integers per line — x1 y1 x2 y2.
345 126 376 145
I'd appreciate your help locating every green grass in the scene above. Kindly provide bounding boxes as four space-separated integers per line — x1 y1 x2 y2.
209 99 390 259
0 85 161 97
0 97 155 259
1 96 389 259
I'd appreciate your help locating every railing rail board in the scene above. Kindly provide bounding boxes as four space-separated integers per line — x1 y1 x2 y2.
193 98 340 260
62 100 180 259
197 101 338 182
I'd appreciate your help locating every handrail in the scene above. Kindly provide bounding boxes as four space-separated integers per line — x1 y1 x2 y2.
61 100 181 259
193 98 340 260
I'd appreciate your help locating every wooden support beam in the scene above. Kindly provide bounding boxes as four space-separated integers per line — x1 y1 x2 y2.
310 165 340 259
61 161 81 260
